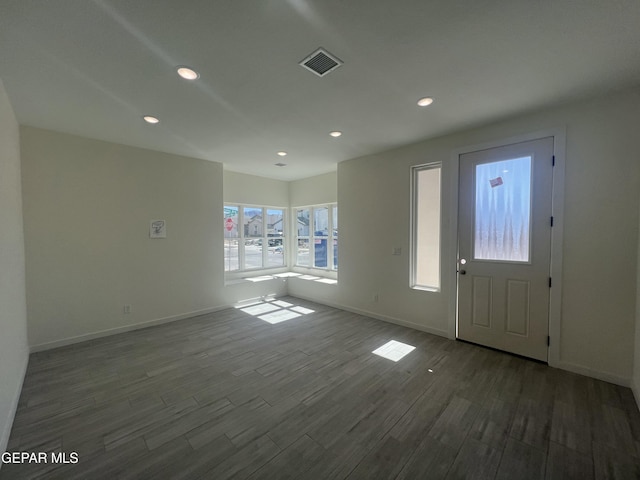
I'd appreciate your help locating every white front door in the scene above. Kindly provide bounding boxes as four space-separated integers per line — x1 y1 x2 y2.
457 137 554 361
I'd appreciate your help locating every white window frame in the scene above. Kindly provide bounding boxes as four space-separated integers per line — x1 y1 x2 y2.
410 163 441 292
292 203 338 277
224 204 288 279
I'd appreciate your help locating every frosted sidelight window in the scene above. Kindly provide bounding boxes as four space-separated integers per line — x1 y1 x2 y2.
411 163 441 291
474 156 531 262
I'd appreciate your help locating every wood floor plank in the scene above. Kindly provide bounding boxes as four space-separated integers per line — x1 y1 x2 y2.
246 434 324 480
2 296 640 479
445 437 502 480
346 435 422 480
428 395 481 450
549 400 592 456
468 394 518 450
592 441 640 480
509 397 553 452
495 437 546 480
545 441 594 480
197 434 281 480
395 435 458 480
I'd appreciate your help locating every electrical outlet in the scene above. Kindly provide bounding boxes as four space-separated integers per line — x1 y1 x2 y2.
392 247 402 255
373 293 379 302
123 305 131 314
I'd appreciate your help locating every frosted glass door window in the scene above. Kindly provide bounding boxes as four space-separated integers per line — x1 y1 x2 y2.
474 156 532 262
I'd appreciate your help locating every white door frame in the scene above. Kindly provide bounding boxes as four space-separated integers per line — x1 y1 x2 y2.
446 128 566 367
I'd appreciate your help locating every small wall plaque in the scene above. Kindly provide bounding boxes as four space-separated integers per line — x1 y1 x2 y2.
150 220 166 238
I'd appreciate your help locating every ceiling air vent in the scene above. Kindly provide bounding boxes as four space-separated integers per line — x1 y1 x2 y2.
299 48 343 77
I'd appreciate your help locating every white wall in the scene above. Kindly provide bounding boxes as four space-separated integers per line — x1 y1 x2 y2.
224 170 289 207
634 196 640 405
0 81 29 456
21 128 286 351
289 172 337 207
295 87 640 384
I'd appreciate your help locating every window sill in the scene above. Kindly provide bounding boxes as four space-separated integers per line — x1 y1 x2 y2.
411 285 440 293
225 270 337 286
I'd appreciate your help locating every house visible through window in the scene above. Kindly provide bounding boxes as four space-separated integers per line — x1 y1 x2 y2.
224 205 285 272
295 204 337 271
411 164 441 291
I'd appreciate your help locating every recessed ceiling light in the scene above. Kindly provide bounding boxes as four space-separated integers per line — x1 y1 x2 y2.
275 163 287 167
277 151 287 156
417 97 434 107
329 131 342 137
143 115 159 124
176 66 200 80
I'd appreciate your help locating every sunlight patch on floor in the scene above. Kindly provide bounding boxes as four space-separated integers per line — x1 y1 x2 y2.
240 302 280 316
236 297 315 325
372 340 416 362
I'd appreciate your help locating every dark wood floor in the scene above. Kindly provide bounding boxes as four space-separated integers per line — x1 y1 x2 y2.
3 296 640 479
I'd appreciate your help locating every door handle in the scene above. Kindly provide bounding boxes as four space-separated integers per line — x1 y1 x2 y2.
459 270 466 275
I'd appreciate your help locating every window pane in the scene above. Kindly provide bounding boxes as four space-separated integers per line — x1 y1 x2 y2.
474 156 531 262
414 166 441 289
314 207 329 237
332 205 338 270
333 238 338 270
224 206 239 238
332 205 338 233
314 237 328 267
244 238 263 269
297 209 309 236
266 209 284 238
297 238 310 266
224 239 239 271
244 207 262 238
267 239 285 267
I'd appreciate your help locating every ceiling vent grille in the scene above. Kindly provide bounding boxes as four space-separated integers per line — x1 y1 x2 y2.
299 48 343 77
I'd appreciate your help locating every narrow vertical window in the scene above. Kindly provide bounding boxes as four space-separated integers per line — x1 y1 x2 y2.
224 205 239 271
244 207 263 269
266 209 285 267
313 206 329 268
332 205 338 270
296 208 310 266
411 164 441 291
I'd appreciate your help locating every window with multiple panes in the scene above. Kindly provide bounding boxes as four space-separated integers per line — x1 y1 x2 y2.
295 204 338 271
410 163 441 291
224 205 285 272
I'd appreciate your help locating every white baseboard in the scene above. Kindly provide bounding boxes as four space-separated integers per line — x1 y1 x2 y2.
553 360 631 387
0 349 29 460
29 305 232 353
288 294 450 339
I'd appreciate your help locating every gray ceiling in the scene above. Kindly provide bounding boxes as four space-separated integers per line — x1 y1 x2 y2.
1 0 639 181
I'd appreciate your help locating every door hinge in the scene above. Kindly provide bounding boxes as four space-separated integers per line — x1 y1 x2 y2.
549 277 552 288
552 155 555 166
550 216 554 227
547 336 550 346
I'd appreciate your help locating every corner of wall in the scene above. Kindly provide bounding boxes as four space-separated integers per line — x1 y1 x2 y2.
0 78 29 458
0 353 29 456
